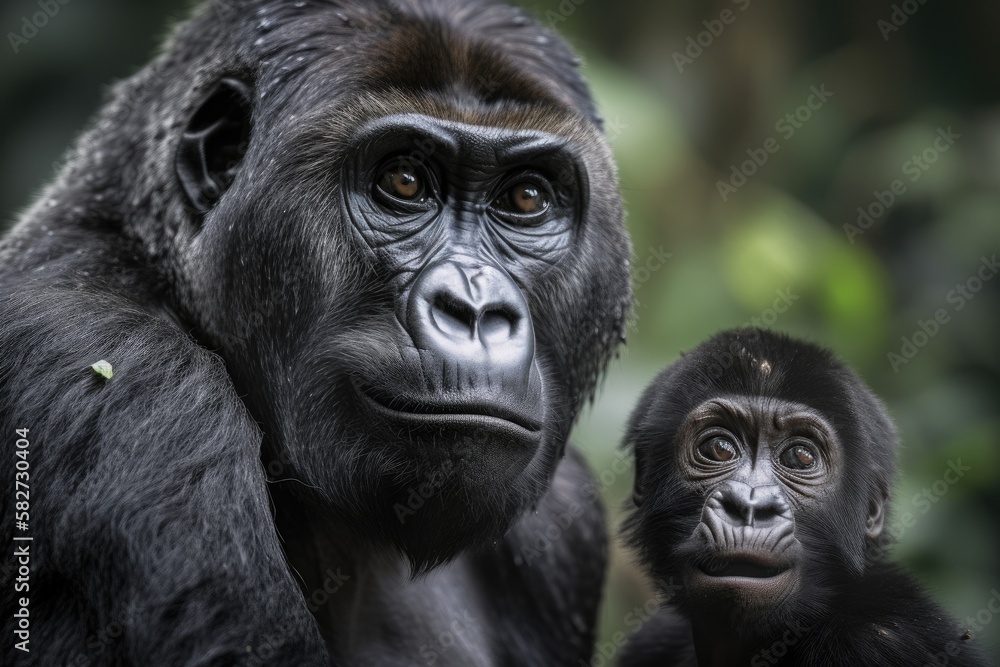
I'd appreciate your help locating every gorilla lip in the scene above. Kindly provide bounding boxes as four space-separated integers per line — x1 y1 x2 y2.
355 382 543 437
694 552 791 580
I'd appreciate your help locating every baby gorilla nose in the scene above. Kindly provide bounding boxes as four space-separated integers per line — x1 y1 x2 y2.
697 481 798 560
711 482 791 529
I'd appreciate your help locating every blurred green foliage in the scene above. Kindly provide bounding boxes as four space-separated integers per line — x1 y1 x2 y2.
2 0 998 662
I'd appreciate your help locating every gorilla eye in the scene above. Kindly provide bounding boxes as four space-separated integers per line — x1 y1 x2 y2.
509 182 548 214
780 444 817 470
377 163 424 201
698 438 738 463
491 176 554 222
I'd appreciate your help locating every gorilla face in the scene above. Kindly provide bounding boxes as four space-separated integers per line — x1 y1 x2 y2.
625 329 896 636
341 114 577 456
669 396 842 614
172 8 630 568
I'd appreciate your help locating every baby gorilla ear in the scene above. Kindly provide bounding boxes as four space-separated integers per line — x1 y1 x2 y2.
176 77 253 214
623 391 661 510
630 447 645 507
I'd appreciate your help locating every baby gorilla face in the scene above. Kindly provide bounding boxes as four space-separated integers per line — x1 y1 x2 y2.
670 396 841 613
616 330 964 666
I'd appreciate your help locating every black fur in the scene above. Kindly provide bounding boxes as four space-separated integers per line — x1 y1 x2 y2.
619 329 986 667
0 1 631 664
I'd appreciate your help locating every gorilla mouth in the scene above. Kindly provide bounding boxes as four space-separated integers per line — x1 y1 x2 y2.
697 554 790 579
356 383 544 436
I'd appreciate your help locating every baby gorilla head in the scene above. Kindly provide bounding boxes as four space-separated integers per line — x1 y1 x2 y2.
620 329 987 665
623 328 896 634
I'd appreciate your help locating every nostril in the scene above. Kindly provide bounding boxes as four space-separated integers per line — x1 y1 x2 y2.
720 496 751 525
430 292 521 344
747 486 787 527
712 482 791 528
753 504 780 524
479 309 517 343
431 293 476 340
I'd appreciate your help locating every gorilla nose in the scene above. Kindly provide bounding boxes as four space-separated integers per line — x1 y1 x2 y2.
430 290 518 345
408 259 534 368
711 482 791 528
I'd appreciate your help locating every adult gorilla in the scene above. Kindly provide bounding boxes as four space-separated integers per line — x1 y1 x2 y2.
0 0 631 664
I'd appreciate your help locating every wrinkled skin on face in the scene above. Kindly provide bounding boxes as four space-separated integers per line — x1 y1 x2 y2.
623 329 895 660
670 396 844 614
621 330 987 667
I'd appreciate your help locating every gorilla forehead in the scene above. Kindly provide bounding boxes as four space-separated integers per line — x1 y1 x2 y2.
351 113 576 163
238 0 598 125
646 331 849 421
278 90 605 190
635 329 895 475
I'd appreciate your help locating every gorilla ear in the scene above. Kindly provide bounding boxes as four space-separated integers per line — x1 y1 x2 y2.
865 494 886 540
176 77 252 214
630 447 645 508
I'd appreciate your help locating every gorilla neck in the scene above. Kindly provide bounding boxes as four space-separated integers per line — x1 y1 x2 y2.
684 602 818 667
342 557 493 663
278 506 497 665
691 625 746 667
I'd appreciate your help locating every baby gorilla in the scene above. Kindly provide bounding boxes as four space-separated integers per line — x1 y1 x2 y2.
619 329 986 666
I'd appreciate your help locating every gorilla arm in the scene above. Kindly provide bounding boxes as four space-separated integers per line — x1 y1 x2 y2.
0 246 329 665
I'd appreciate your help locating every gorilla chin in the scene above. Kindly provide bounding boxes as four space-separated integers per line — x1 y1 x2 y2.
379 461 552 573
345 309 551 491
326 329 560 570
354 375 549 488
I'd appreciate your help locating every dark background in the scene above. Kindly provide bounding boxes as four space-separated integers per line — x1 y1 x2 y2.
2 0 998 662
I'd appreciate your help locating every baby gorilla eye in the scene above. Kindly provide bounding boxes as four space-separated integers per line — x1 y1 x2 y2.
780 444 817 470
509 182 548 214
698 437 738 463
377 163 424 200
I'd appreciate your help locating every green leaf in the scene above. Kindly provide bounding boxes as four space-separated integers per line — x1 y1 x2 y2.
90 360 114 380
